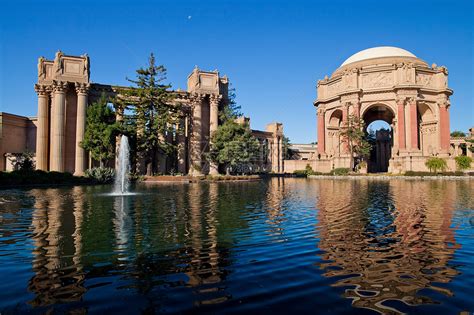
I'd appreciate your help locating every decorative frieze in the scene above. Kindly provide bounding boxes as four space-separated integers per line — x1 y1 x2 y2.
416 72 432 87
362 71 392 88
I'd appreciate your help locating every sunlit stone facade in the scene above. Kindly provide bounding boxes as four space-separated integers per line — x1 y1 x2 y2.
312 46 461 173
0 51 284 174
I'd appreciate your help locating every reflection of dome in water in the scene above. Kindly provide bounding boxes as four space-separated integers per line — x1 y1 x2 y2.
340 46 417 67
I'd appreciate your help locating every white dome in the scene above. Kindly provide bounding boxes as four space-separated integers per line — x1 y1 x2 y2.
340 46 417 67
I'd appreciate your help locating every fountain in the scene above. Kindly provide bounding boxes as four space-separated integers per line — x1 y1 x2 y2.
114 135 131 195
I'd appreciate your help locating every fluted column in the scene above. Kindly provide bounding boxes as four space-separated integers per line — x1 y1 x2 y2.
396 97 406 151
409 97 419 150
341 103 349 154
278 136 283 173
189 93 205 176
35 84 50 170
209 94 221 175
317 107 326 156
74 83 90 176
177 116 188 174
353 100 361 119
51 81 68 172
272 137 279 172
439 99 451 153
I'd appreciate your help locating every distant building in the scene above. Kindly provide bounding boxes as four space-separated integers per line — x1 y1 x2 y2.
286 46 472 173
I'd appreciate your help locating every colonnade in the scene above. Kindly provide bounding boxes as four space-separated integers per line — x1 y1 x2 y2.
35 81 89 175
316 94 452 158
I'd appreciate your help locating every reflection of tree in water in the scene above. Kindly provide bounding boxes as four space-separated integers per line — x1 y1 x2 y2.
316 180 459 314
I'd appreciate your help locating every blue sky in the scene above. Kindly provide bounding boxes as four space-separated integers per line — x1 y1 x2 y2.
0 0 472 143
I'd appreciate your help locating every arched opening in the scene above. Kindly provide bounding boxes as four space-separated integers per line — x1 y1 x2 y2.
362 104 395 173
418 103 436 155
326 110 343 157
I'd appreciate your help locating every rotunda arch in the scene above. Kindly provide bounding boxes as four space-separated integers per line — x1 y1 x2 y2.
362 103 395 173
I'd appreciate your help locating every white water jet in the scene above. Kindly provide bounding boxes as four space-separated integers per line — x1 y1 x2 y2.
114 135 131 195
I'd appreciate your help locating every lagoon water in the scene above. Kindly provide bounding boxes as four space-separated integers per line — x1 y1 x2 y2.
0 178 473 314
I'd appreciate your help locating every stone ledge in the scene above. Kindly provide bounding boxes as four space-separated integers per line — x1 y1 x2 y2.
308 175 473 180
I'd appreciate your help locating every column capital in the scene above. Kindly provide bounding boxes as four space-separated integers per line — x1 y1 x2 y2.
209 94 222 105
75 82 90 95
190 92 205 101
407 96 419 105
52 80 68 93
34 84 50 96
395 96 406 105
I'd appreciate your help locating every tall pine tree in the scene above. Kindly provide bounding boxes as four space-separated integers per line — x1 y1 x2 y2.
121 53 182 175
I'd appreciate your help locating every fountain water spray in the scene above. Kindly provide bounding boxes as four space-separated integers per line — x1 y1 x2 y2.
114 135 130 194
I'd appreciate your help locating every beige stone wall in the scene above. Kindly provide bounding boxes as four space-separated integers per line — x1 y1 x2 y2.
0 113 37 171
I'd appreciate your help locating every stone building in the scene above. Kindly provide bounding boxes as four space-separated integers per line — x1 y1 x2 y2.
284 46 472 174
0 51 284 174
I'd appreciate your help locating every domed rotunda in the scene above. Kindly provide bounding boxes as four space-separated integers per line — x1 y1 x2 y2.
314 46 453 173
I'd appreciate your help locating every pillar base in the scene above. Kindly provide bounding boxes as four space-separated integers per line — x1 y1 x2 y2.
209 165 219 175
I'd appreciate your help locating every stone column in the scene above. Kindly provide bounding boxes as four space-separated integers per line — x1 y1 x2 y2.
51 81 68 172
278 136 283 173
396 97 406 150
74 83 89 176
439 99 451 153
341 103 349 154
353 100 361 119
114 104 124 169
209 94 221 175
409 97 419 150
317 108 326 156
189 93 204 176
177 116 187 174
271 138 278 172
34 84 50 171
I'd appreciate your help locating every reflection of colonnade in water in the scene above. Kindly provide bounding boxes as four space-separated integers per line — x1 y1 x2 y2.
183 183 230 306
315 180 460 314
28 187 86 308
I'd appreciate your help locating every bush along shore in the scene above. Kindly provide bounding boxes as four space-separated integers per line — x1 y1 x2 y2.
0 170 93 188
0 167 121 188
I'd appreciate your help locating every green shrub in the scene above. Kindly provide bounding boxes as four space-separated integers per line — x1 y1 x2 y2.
425 157 447 174
293 170 307 177
84 167 115 184
454 156 472 171
330 168 350 176
0 170 89 187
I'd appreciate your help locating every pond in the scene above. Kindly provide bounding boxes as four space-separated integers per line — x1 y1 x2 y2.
0 178 473 314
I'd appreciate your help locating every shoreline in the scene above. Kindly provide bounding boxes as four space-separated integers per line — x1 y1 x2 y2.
308 175 473 180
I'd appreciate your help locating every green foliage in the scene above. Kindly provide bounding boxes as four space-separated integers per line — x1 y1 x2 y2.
293 164 321 177
340 114 371 170
0 170 89 187
330 168 350 176
8 151 35 171
425 157 448 174
219 85 242 123
84 167 115 184
450 130 466 137
466 138 474 153
282 136 297 159
454 155 472 171
208 120 260 174
120 53 182 175
81 94 118 167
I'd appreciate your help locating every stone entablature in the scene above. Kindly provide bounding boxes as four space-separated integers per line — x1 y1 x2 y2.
38 51 89 84
316 58 450 101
